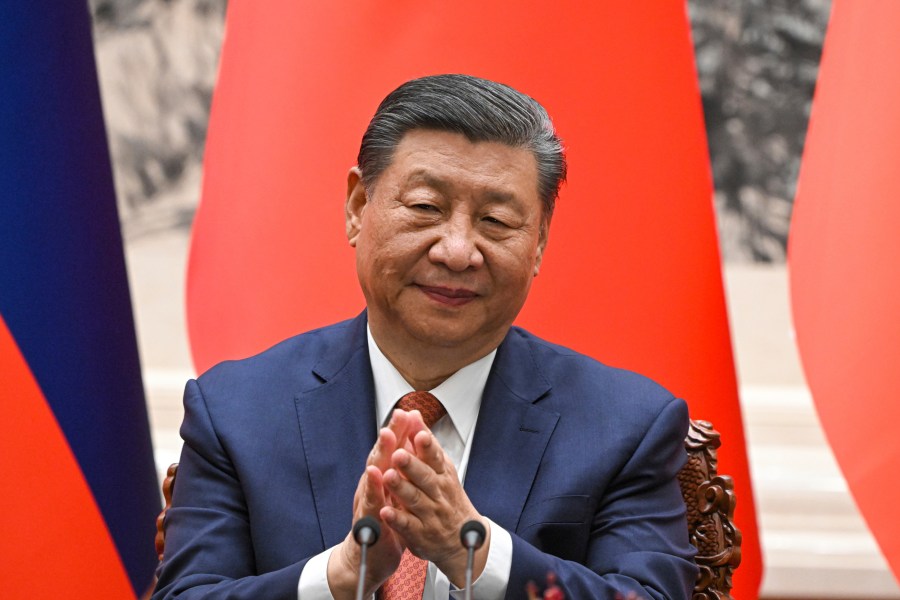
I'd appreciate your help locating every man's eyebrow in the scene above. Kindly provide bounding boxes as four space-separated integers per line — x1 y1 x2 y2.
402 170 451 194
403 169 521 204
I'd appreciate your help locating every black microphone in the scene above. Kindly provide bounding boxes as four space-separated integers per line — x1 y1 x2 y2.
352 517 381 600
459 520 486 600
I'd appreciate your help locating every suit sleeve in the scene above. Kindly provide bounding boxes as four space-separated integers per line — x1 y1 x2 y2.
152 379 306 600
506 398 698 600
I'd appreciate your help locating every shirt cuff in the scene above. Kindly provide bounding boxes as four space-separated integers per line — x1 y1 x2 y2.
449 517 512 600
297 546 337 600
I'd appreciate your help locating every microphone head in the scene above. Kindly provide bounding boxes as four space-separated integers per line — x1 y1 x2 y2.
460 519 486 549
352 516 381 546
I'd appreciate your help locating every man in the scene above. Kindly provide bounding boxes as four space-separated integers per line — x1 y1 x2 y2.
153 74 697 600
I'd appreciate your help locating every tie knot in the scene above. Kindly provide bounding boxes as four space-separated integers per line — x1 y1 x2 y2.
396 391 446 428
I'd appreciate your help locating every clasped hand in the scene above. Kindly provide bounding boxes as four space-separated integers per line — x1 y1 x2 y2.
327 409 489 599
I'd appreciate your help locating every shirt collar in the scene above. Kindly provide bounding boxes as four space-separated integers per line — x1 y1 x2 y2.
367 324 496 444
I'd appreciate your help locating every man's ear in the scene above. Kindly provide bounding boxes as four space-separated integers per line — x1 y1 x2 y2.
345 167 368 247
533 217 550 277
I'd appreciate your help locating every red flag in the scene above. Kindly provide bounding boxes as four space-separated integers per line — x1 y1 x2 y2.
790 0 900 584
188 2 762 595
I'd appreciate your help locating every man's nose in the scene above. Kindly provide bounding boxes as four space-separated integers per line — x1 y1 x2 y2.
428 217 484 271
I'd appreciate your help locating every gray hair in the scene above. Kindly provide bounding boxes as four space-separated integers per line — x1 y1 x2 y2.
357 74 567 218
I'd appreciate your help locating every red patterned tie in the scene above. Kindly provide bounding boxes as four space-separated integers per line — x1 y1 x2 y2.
379 391 446 600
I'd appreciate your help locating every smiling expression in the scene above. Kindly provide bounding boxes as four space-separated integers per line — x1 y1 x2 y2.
346 129 548 363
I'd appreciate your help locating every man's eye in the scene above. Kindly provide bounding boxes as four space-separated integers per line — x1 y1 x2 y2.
483 216 507 226
412 203 438 212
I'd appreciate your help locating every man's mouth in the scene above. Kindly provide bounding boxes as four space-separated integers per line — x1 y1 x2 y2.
418 285 478 306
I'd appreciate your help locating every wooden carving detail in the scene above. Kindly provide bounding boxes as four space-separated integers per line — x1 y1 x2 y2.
678 420 742 600
154 463 179 561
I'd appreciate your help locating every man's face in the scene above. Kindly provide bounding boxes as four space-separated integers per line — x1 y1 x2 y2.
346 128 548 359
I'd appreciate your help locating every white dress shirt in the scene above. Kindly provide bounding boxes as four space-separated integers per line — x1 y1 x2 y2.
297 326 513 599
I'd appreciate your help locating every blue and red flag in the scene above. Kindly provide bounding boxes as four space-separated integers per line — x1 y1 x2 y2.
0 2 160 597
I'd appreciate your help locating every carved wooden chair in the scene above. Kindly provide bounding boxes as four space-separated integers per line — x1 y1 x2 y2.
154 463 179 562
678 420 742 600
154 420 742 598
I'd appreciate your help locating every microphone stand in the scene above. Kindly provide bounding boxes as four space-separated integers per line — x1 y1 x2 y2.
460 520 486 600
353 517 381 600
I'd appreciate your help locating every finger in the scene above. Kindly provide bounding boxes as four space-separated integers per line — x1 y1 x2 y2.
361 465 387 513
353 465 387 520
412 429 447 475
383 462 433 512
386 409 410 443
379 502 418 541
380 498 445 562
380 471 426 550
352 464 384 517
368 427 398 471
386 450 444 507
403 409 428 438
351 468 367 515
389 409 426 452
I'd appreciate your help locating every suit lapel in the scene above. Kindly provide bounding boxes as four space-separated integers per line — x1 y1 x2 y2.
464 329 559 532
294 313 377 549
293 320 559 545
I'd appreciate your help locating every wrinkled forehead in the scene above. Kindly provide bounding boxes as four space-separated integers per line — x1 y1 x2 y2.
382 126 540 180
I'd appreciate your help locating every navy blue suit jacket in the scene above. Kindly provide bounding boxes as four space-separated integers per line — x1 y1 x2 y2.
153 313 697 599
